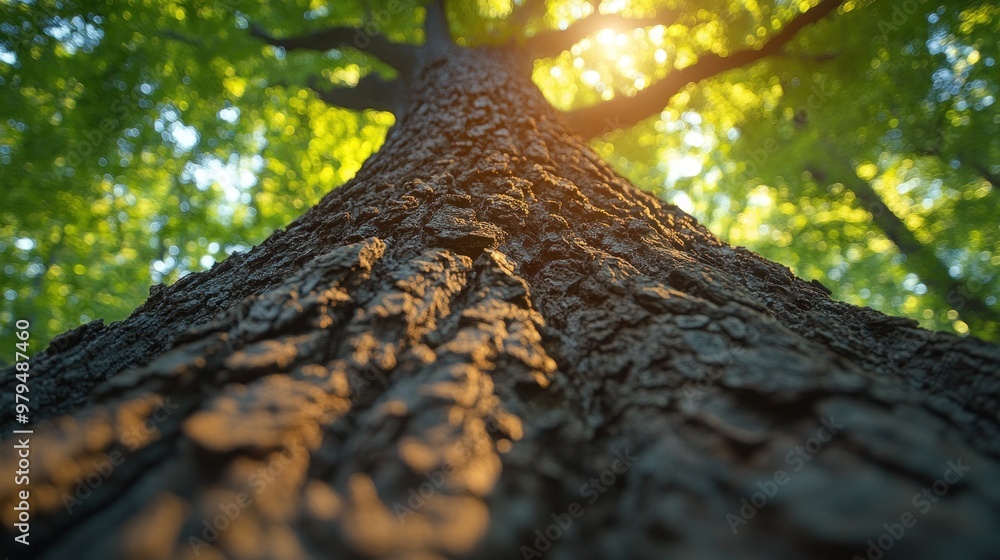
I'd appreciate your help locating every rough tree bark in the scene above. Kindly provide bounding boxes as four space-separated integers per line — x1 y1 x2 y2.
3 27 1000 560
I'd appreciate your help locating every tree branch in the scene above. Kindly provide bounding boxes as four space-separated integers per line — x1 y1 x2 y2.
423 0 453 57
524 10 680 59
774 49 838 62
161 30 202 48
249 23 419 73
970 160 1000 191
511 0 549 27
921 142 999 192
566 0 845 137
306 75 406 114
816 159 1000 332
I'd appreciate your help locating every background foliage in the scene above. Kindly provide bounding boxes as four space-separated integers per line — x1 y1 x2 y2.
1 0 997 358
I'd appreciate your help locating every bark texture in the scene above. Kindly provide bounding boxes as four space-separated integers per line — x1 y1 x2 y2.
2 47 1000 560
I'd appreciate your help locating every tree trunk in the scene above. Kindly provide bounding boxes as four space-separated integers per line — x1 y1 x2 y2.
3 47 1000 560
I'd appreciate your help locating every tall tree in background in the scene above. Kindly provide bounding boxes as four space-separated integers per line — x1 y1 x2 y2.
2 1 999 559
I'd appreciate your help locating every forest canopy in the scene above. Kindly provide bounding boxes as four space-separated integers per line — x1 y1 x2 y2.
1 0 998 355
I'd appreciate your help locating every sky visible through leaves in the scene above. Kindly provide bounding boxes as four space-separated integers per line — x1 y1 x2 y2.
1 0 998 357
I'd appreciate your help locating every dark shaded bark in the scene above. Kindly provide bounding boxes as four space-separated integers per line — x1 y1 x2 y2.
2 47 999 560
